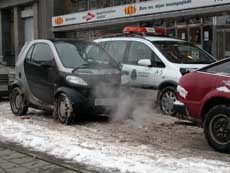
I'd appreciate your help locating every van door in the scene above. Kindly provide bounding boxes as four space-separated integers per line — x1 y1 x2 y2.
123 41 165 88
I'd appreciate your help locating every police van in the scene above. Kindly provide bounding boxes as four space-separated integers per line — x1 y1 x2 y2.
95 26 216 115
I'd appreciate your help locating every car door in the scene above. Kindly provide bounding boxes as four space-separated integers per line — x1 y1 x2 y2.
24 43 58 104
123 41 165 88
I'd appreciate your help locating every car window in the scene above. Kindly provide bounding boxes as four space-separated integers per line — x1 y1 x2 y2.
31 43 53 64
127 41 153 65
105 41 127 63
55 41 118 69
99 42 108 49
55 42 85 68
200 60 230 75
25 45 34 61
153 41 215 64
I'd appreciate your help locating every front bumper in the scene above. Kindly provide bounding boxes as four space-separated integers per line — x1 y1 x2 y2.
173 100 188 117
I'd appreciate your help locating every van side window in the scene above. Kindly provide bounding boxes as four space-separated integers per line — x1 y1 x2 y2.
127 41 152 65
105 41 127 63
31 43 53 64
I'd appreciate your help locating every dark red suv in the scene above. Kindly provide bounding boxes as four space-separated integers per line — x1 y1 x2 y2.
174 58 230 153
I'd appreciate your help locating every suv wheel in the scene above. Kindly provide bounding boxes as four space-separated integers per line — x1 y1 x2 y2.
204 105 230 153
56 93 76 125
159 86 176 115
9 87 28 116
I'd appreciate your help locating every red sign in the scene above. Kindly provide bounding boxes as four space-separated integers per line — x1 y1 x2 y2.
86 12 95 21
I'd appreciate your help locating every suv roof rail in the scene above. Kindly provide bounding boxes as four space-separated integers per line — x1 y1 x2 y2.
100 33 144 38
99 33 174 39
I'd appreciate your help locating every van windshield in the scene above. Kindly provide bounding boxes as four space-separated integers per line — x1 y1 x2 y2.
55 41 118 69
153 41 215 64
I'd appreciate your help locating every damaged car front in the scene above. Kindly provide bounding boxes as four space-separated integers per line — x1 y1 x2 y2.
54 40 123 119
10 39 125 125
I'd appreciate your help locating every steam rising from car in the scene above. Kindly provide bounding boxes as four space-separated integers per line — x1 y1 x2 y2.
93 83 158 125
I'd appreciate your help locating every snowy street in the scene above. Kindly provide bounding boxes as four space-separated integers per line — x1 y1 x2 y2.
0 89 230 173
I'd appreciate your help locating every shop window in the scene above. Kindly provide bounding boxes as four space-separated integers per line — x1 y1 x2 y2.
178 28 187 41
203 16 213 25
89 0 97 9
78 0 87 11
203 26 213 54
167 29 176 37
189 27 201 46
176 17 187 26
188 17 201 24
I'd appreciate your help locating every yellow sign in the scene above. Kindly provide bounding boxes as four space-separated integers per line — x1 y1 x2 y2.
124 5 136 15
54 17 64 25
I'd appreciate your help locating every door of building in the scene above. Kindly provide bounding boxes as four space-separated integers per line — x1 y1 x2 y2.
23 17 34 42
216 30 230 60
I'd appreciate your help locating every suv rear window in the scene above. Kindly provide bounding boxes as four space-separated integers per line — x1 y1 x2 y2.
153 41 215 64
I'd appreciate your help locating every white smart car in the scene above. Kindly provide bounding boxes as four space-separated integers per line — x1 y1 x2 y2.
95 26 216 115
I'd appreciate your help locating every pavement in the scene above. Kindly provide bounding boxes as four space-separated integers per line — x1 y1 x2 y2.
0 145 79 173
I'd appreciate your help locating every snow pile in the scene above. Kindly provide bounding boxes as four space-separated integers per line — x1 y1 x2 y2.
0 107 230 173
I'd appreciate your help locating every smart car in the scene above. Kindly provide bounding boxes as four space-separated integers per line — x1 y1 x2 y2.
174 58 230 153
95 26 216 115
9 39 121 124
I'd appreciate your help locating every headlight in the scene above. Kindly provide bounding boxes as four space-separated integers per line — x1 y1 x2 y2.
66 76 88 86
177 85 188 99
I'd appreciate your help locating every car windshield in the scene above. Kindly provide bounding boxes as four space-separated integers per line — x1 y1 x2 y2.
55 41 117 69
153 41 215 64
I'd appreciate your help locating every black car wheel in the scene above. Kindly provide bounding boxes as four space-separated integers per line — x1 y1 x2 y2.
159 86 176 116
9 87 28 116
56 93 76 125
204 105 230 153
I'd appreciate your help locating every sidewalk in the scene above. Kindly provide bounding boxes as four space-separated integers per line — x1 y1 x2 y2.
0 146 78 173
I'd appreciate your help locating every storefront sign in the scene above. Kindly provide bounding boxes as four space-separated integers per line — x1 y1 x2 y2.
52 0 230 27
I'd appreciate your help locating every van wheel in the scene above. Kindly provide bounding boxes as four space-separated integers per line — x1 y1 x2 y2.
204 105 230 153
9 87 28 116
159 86 176 116
56 93 76 125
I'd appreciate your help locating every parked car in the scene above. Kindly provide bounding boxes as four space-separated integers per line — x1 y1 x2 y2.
95 26 216 115
0 65 15 97
9 39 122 124
174 58 230 153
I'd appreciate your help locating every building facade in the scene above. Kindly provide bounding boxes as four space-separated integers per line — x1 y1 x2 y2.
0 0 230 66
0 0 54 65
52 0 230 60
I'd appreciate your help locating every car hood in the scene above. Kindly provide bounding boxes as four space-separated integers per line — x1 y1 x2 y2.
73 68 121 86
173 63 209 70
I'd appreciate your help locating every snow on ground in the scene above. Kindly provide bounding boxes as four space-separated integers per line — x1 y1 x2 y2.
0 95 230 173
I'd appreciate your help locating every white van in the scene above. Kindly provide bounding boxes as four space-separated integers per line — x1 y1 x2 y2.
95 26 216 115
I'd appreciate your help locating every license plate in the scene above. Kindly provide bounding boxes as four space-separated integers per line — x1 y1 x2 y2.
95 98 116 106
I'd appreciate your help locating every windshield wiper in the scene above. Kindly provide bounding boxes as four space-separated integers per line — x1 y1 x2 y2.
72 63 89 73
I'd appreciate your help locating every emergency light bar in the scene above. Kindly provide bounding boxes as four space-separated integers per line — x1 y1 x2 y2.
123 26 167 36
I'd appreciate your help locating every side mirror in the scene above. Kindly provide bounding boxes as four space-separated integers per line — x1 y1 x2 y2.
138 59 152 67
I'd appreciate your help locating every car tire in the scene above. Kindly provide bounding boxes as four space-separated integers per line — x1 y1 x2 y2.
56 93 76 125
9 87 28 116
204 105 230 153
159 86 176 116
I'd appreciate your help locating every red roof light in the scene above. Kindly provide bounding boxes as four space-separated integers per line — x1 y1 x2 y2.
123 26 167 36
